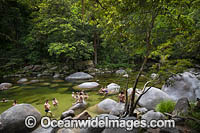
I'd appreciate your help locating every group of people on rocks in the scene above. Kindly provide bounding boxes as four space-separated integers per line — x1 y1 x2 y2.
99 86 125 103
72 91 89 105
44 91 90 117
1 85 200 118
43 89 126 117
43 88 126 117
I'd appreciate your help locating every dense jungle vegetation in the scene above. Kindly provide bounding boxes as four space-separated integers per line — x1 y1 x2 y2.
0 0 200 79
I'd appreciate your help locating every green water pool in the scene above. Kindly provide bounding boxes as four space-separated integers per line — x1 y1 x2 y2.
0 73 158 118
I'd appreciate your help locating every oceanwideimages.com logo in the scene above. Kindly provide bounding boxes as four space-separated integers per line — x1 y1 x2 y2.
25 115 175 130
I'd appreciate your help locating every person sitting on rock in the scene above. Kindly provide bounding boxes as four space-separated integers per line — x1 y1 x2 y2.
12 100 17 106
44 100 53 117
52 98 58 107
99 86 108 96
118 91 125 103
75 92 80 102
99 86 104 94
78 92 84 103
72 92 80 105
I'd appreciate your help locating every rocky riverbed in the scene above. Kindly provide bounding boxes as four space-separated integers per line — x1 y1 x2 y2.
1 68 200 132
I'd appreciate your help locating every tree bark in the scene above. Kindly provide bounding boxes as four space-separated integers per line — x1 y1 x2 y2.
124 75 129 116
93 31 98 66
128 55 149 116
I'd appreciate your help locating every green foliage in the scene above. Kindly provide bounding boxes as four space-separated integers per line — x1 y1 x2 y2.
155 100 176 113
48 40 93 60
24 0 94 62
0 0 200 77
185 103 200 131
151 59 193 81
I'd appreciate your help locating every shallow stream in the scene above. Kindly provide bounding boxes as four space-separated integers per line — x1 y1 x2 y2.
0 73 154 118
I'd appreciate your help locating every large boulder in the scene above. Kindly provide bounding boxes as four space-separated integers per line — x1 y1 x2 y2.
141 110 165 123
69 101 87 111
65 72 93 81
136 107 148 114
60 110 75 120
172 97 190 115
97 98 117 113
106 83 120 94
110 102 125 116
77 82 99 89
115 69 127 75
138 87 172 110
162 71 200 101
0 83 12 90
0 104 41 133
74 111 91 120
80 114 118 133
29 80 40 84
17 78 28 84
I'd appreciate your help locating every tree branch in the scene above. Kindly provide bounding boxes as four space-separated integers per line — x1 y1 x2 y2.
128 55 148 116
142 81 151 93
124 74 129 116
96 0 106 10
164 112 200 125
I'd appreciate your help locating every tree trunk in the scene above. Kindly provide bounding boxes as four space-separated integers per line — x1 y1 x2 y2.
128 55 149 116
93 32 98 66
127 11 158 116
124 76 129 116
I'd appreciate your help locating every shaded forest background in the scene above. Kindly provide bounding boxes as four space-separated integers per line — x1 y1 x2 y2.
0 0 200 80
